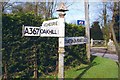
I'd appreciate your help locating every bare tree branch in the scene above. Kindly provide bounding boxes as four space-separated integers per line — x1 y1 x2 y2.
2 0 16 13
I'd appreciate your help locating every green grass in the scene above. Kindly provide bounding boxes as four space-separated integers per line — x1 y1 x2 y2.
65 56 118 79
42 56 118 79
119 43 120 46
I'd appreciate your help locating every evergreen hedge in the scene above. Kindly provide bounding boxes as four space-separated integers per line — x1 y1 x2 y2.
2 12 87 78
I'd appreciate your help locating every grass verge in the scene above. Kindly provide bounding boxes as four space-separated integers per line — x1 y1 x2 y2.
41 56 118 79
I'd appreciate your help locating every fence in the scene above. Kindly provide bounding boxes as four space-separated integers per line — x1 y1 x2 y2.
91 39 107 47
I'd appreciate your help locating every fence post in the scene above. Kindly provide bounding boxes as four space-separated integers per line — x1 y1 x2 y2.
91 38 93 47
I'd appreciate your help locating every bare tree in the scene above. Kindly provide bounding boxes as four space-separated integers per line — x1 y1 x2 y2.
96 2 116 42
110 2 120 57
1 0 16 13
38 1 57 19
11 2 36 13
9 1 57 19
101 2 110 42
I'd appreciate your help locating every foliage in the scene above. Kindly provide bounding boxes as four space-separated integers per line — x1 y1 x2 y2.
65 23 87 67
90 21 104 40
2 12 86 78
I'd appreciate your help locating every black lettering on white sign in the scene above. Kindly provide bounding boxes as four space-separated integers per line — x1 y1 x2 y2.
23 27 59 36
43 21 58 27
65 37 87 46
40 29 57 34
24 27 40 35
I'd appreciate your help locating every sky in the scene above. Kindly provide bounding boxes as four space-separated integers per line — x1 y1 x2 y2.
2 0 117 26
53 0 115 26
53 1 104 25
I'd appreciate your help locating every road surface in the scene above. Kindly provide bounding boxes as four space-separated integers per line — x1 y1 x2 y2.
91 47 118 62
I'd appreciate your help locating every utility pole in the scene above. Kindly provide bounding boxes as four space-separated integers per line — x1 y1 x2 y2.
56 3 68 79
84 0 90 62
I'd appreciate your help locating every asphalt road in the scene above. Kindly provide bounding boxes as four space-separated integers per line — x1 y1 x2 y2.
91 47 118 62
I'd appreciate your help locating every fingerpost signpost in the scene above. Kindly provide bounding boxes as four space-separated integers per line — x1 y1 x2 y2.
56 3 68 79
22 2 88 79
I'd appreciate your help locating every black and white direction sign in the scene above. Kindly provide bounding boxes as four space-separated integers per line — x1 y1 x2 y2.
22 25 60 37
41 19 64 37
65 37 87 46
22 19 64 37
22 26 40 36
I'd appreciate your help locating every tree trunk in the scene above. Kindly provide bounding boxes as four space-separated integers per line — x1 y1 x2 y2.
111 2 120 62
110 22 120 61
3 62 7 79
34 60 37 79
103 2 107 27
35 1 38 16
33 45 37 79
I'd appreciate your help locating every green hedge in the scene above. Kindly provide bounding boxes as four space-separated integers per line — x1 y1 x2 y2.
2 12 87 78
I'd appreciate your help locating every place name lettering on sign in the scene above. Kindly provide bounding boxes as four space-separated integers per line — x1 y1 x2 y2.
40 29 58 34
42 19 59 27
65 37 87 46
40 27 60 37
43 21 58 27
